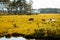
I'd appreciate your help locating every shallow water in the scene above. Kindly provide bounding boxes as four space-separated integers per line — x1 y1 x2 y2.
0 37 26 40
0 37 35 40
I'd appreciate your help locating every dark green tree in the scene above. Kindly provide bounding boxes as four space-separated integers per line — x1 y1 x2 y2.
8 0 32 14
0 0 32 14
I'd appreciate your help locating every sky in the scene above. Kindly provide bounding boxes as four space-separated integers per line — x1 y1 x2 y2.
26 0 60 9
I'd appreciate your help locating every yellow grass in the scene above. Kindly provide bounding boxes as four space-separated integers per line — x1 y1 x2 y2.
0 14 60 37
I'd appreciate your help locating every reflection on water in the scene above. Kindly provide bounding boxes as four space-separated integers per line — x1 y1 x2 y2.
0 37 26 40
0 37 35 40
